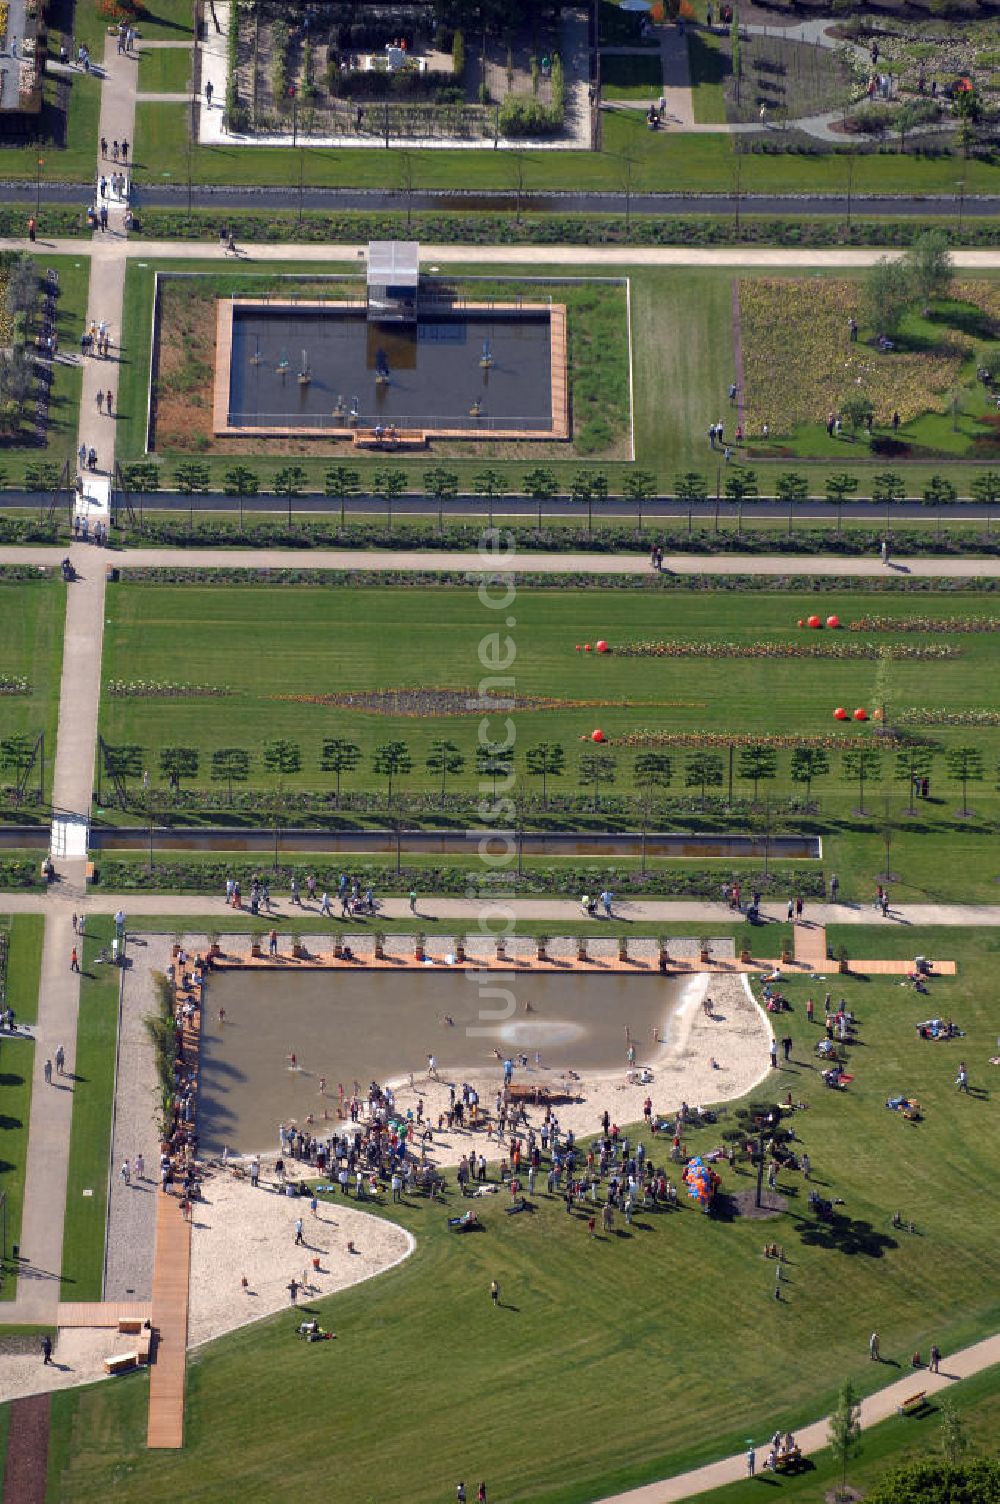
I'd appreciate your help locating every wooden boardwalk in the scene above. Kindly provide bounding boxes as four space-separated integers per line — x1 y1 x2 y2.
56 1300 151 1328
146 960 202 1449
146 1191 191 1448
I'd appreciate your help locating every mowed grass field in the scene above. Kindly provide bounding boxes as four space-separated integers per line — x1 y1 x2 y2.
0 914 42 1299
42 926 1000 1502
0 575 66 805
99 580 1000 801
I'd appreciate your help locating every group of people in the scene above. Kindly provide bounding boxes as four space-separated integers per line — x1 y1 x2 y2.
579 890 615 918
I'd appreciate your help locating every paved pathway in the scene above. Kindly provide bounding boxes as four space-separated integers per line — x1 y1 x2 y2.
10 239 1000 271
596 1330 1000 1504
4 544 1000 577
2 894 999 928
8 29 136 1320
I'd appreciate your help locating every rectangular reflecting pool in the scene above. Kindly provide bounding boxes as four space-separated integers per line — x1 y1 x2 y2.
198 968 683 1156
214 300 565 438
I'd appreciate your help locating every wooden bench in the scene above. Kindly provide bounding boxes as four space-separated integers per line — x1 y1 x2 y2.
103 1351 138 1375
897 1390 927 1415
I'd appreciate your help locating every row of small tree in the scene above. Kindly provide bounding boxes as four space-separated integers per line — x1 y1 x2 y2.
114 459 1000 532
100 738 992 815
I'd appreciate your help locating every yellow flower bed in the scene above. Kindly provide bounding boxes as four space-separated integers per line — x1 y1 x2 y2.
738 277 986 434
0 3 10 35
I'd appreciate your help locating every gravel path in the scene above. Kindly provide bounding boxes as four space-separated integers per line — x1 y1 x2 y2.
104 936 172 1301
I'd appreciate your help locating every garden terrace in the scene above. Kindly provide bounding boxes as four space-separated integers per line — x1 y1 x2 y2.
94 579 1000 900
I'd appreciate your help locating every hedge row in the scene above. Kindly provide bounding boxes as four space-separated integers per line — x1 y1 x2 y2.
118 566 1000 594
0 861 42 890
91 859 827 900
118 518 1000 557
129 207 1000 250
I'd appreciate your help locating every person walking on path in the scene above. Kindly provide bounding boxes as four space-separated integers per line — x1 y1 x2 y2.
769 1038 778 1071
44 1058 53 1084
929 1343 941 1373
409 889 417 913
106 390 113 417
287 1277 299 1304
490 1278 499 1307
70 946 80 972
42 1334 53 1365
319 891 332 918
746 1445 756 1478
294 1216 304 1245
135 1153 145 1180
870 1330 880 1361
120 1159 131 1186
55 1044 65 1075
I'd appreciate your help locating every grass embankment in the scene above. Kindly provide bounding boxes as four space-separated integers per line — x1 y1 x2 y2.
129 100 1000 196
43 926 1000 1502
0 573 65 805
0 915 42 1299
95 581 1000 902
59 921 121 1302
0 257 90 485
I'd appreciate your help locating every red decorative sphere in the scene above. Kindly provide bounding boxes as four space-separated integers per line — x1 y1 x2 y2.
584 643 592 652
872 707 884 721
797 619 805 628
853 707 868 721
833 707 848 721
575 644 582 651
826 615 841 629
807 614 822 629
595 639 609 654
592 729 606 743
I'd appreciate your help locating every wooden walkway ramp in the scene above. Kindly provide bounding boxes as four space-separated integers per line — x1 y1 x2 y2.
146 1188 191 1447
57 1300 151 1328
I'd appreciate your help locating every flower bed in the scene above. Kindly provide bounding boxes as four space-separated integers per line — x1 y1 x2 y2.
849 616 1000 633
92 859 826 901
0 675 30 694
615 641 958 661
616 731 900 750
738 277 991 434
894 706 1000 726
106 679 232 698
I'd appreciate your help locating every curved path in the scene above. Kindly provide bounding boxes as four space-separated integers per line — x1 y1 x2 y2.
596 1331 1000 1503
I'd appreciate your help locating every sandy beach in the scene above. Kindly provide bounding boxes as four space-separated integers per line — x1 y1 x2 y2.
379 972 773 1168
0 965 770 1405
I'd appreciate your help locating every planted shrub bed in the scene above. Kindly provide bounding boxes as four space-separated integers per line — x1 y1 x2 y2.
92 859 827 900
118 567 1000 596
117 518 1000 558
0 860 43 890
131 207 1000 249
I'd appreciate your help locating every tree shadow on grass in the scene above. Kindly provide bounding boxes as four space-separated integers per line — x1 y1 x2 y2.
795 1212 898 1258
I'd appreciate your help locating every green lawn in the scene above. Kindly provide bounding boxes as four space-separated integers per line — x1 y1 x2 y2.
94 581 1000 901
59 922 120 1302
128 100 1000 196
42 925 1000 1502
137 46 192 95
0 574 65 808
600 52 664 100
0 915 42 1298
687 30 729 123
116 256 1000 492
0 256 91 485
